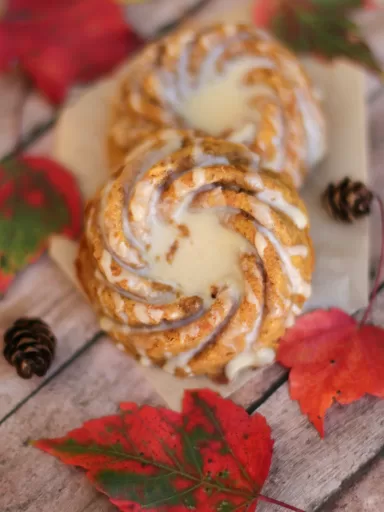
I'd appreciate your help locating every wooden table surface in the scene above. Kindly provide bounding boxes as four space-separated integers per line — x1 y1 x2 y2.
0 2 383 511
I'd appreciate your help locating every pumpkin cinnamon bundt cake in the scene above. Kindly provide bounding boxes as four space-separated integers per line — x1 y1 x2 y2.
107 23 326 188
77 129 314 380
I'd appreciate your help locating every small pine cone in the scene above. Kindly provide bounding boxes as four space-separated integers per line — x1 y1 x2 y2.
3 318 56 379
322 177 374 223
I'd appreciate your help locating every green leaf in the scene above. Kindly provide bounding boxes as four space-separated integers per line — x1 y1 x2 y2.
311 0 363 10
0 156 82 294
98 470 194 508
270 0 382 74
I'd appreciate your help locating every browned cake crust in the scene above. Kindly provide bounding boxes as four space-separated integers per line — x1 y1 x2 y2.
78 129 314 380
107 23 326 187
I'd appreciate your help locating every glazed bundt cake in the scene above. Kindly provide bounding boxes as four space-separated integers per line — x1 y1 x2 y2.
108 24 326 187
77 129 314 380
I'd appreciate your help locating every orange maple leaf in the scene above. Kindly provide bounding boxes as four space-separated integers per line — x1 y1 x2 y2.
277 308 384 437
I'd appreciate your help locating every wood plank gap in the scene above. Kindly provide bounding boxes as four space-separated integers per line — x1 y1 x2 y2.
0 329 103 426
316 448 384 512
246 370 288 415
0 116 56 163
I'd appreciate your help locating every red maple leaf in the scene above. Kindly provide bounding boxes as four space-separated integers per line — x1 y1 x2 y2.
0 155 82 295
0 0 142 104
252 0 382 74
277 309 384 437
278 194 384 437
33 389 304 511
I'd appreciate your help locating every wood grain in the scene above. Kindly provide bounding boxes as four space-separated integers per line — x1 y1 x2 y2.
324 456 384 512
0 336 161 512
0 330 382 512
0 72 26 159
256 388 384 512
0 256 99 421
0 71 54 160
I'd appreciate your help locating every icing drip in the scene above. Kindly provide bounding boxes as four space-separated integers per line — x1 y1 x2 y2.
226 347 276 381
257 190 308 229
147 209 250 305
175 59 273 136
257 226 311 298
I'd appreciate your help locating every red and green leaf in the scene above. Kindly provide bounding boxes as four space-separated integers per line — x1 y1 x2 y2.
0 155 82 295
253 0 383 74
33 389 302 511
0 0 142 104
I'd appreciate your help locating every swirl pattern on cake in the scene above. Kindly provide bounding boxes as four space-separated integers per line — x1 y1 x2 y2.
78 129 314 379
108 23 326 187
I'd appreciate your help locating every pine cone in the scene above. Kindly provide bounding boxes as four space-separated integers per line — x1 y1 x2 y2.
3 318 56 379
322 177 374 223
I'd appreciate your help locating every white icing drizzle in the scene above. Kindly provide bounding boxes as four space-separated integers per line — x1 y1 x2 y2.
134 303 151 324
255 232 268 258
174 58 275 137
244 173 265 190
228 123 257 145
286 245 309 258
136 346 153 367
285 312 296 328
291 304 302 315
162 288 238 375
146 209 249 305
226 347 276 381
257 226 311 298
100 316 131 334
257 190 308 229
251 201 274 228
112 292 128 322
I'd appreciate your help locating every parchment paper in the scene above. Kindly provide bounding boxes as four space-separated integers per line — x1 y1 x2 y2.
49 6 369 411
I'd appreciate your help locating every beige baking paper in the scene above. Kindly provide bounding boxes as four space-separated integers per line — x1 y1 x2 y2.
49 3 369 411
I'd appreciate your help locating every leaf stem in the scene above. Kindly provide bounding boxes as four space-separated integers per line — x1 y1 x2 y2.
258 494 305 512
360 195 384 326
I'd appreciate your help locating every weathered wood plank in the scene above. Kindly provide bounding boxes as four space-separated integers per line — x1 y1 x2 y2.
0 71 54 160
230 364 286 410
0 329 382 512
0 336 161 512
0 256 99 421
324 455 384 512
1 296 383 511
124 0 205 37
256 389 384 512
254 289 384 512
0 72 26 159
